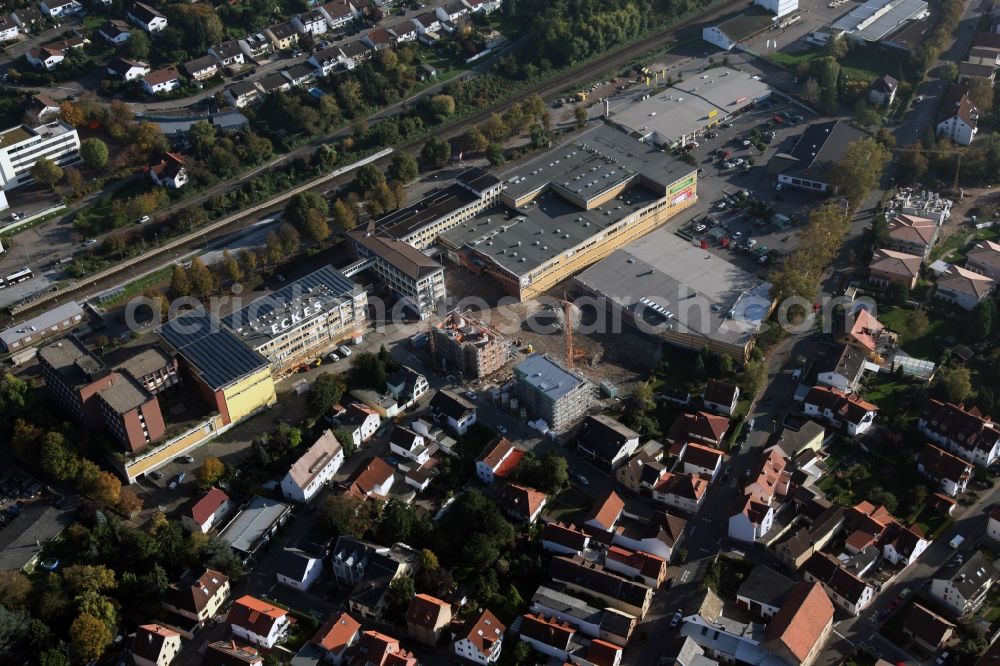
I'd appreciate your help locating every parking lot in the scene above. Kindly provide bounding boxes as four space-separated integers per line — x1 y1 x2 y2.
0 470 46 529
672 95 828 272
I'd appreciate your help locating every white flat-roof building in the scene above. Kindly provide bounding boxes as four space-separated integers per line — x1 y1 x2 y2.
218 495 292 559
223 265 367 375
608 68 772 147
573 229 773 362
0 300 85 357
0 122 80 189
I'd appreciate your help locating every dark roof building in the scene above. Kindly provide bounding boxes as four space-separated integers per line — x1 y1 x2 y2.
770 120 866 193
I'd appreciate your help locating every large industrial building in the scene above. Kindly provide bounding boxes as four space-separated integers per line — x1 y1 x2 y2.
223 265 367 376
440 123 698 301
828 0 928 44
606 68 772 147
0 121 81 189
38 336 169 452
430 311 513 379
573 229 774 362
347 232 446 320
157 307 277 426
0 300 85 362
514 353 597 433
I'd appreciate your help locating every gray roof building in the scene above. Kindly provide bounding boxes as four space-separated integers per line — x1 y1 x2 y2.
218 495 292 556
514 353 596 433
0 300 85 353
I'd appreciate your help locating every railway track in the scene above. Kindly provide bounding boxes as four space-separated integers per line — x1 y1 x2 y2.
7 0 744 322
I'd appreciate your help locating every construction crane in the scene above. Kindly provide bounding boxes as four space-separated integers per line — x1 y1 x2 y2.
561 292 587 369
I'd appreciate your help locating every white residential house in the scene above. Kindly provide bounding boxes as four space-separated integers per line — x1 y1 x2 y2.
803 386 878 436
430 390 477 436
919 400 1000 468
98 19 131 44
728 496 775 543
881 523 930 567
436 0 470 23
339 403 381 450
281 429 344 503
225 81 262 109
389 425 433 465
412 12 441 35
308 46 345 76
652 473 709 515
918 443 973 497
388 21 417 43
386 366 429 410
26 47 64 70
229 596 291 648
181 487 232 534
0 17 19 42
935 265 995 311
275 548 323 591
160 569 230 627
869 75 898 107
679 442 724 481
148 152 188 189
39 0 82 18
930 552 998 615
540 522 590 556
576 414 640 470
453 609 505 665
292 10 329 36
239 33 273 59
143 66 181 95
476 438 521 483
937 87 979 146
989 506 1000 542
320 0 359 30
107 56 149 81
209 41 246 68
131 624 182 666
127 2 168 33
702 379 739 416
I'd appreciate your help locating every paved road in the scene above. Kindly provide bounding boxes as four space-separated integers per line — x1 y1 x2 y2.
892 0 986 147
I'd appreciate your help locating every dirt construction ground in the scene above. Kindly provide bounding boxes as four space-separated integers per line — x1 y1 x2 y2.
443 265 662 393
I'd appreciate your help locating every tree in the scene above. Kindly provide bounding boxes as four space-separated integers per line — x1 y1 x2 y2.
429 94 456 121
38 649 71 666
853 101 882 129
388 152 419 183
170 265 191 297
938 366 973 403
278 224 300 256
482 113 509 142
384 576 415 621
486 142 505 166
332 198 357 231
317 493 374 538
462 127 489 154
801 77 821 106
0 374 28 415
284 192 329 228
574 105 588 127
302 208 331 244
0 572 31 610
829 138 890 210
196 457 225 490
334 428 356 457
905 309 930 338
123 29 150 60
63 565 116 596
64 166 83 195
85 472 121 506
973 298 995 342
189 121 216 156
80 138 109 169
0 605 29 657
420 137 451 169
348 352 387 389
513 452 569 493
355 163 386 194
307 373 346 420
187 257 214 297
738 359 768 396
265 231 285 265
40 433 79 482
69 613 112 663
897 145 928 185
629 382 654 412
221 249 243 285
30 158 63 189
116 488 143 516
59 102 85 127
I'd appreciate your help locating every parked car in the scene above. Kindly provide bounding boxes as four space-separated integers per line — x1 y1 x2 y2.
670 611 683 628
149 471 163 481
176 455 194 464
936 651 950 665
84 238 98 246
168 473 185 490
497 425 508 435
338 345 352 357
327 352 340 362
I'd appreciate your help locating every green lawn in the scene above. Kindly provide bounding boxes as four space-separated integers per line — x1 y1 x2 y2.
768 46 903 82
878 306 949 361
98 265 173 306
544 486 592 522
818 440 927 521
861 374 910 414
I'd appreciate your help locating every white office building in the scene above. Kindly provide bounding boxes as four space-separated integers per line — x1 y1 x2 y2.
0 122 80 189
756 0 798 17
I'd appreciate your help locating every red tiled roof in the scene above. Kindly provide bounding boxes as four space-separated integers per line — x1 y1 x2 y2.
703 379 738 406
478 437 515 469
681 442 724 470
312 611 360 653
667 411 730 445
189 487 229 526
583 490 624 531
765 582 833 664
606 546 667 579
541 522 589 551
494 448 524 479
496 482 546 520
144 65 180 85
519 613 574 650
347 457 394 498
405 593 449 630
228 595 287 636
457 609 505 659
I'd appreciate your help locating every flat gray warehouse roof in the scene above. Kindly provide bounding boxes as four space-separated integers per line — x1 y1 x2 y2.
831 0 928 41
219 495 291 555
573 229 772 347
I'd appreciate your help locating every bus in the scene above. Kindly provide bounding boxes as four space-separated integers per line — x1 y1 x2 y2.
0 267 33 289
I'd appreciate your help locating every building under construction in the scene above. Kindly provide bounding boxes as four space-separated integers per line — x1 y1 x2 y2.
430 312 513 379
514 353 597 434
